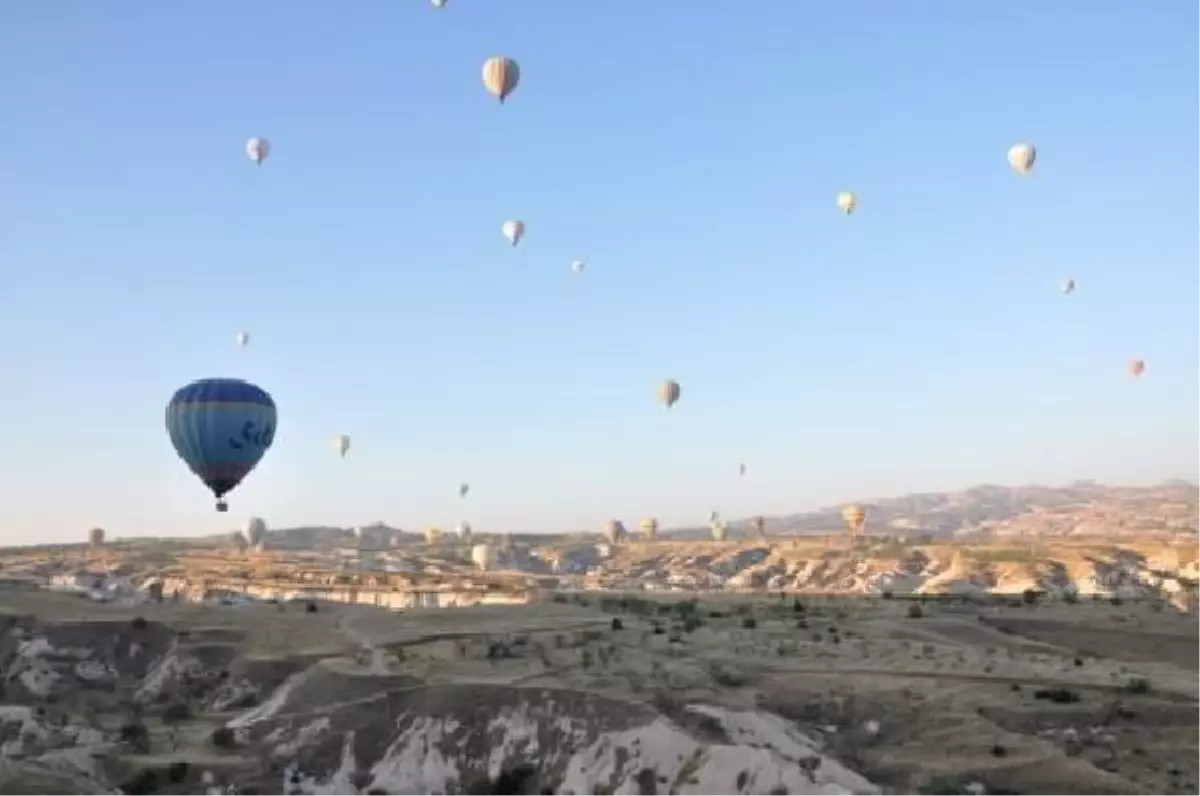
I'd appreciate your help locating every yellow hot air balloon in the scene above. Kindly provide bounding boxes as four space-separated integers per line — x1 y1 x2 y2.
638 517 659 540
836 191 858 215
424 527 443 546
842 505 867 537
1007 143 1036 176
658 379 681 409
482 56 520 103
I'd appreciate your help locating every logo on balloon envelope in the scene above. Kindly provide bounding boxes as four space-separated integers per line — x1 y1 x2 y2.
228 420 275 450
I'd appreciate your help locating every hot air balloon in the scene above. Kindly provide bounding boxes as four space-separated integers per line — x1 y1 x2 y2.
471 543 495 572
658 379 681 409
836 191 858 215
236 331 250 348
1127 359 1146 378
709 509 720 523
425 527 443 546
738 463 747 477
639 517 659 541
458 482 470 499
1007 143 1036 176
502 220 525 247
431 0 446 7
246 137 270 166
752 516 767 540
88 527 105 548
481 56 520 103
603 520 626 545
456 521 473 541
571 259 586 275
229 530 248 552
1061 279 1076 296
166 378 277 512
842 505 867 538
334 435 351 458
243 517 266 548
710 521 728 542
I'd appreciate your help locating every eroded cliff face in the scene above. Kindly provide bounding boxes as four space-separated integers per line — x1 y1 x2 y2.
0 608 880 795
231 683 877 796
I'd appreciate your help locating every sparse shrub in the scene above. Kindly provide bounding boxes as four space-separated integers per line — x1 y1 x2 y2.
708 610 727 619
1062 590 1079 605
651 624 665 635
682 615 703 634
656 604 673 615
734 603 753 616
121 770 160 795
736 771 750 790
795 618 808 629
811 632 823 643
1022 588 1042 606
1073 656 1084 667
131 616 148 631
1010 683 1021 692
881 590 894 600
830 635 841 645
210 726 237 750
1123 677 1152 694
167 762 190 784
907 603 924 619
464 764 538 795
1033 687 1080 704
674 599 699 618
668 633 682 644
1110 595 1123 607
553 634 566 649
162 700 191 723
611 617 623 631
552 594 569 604
792 599 806 614
119 720 150 753
741 617 757 630
991 743 1008 757
305 601 318 613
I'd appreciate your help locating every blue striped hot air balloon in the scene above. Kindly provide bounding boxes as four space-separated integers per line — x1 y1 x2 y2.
165 378 276 512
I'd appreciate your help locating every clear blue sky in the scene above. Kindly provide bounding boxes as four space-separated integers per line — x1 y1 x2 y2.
1 1 1196 544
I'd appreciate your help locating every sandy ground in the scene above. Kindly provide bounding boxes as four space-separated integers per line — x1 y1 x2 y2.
2 588 1196 794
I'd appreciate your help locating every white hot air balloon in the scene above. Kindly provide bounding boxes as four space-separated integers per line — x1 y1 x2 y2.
246 137 270 166
571 259 586 275
836 191 858 215
236 331 250 348
502 220 525 247
471 543 495 572
334 435 351 458
431 0 446 7
243 517 267 548
456 521 473 541
1007 143 1036 176
1061 278 1076 295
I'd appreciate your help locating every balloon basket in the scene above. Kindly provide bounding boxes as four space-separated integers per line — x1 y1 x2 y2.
216 500 229 513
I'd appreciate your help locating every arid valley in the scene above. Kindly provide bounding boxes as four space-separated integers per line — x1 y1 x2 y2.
1 482 1196 795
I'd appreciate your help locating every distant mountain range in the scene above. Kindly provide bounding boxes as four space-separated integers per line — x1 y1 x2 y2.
249 480 1197 549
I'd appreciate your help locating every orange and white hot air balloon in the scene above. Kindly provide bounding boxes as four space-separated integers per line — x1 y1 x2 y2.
842 505 867 537
482 56 520 103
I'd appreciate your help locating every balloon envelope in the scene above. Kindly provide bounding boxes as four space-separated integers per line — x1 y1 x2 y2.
166 379 276 505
